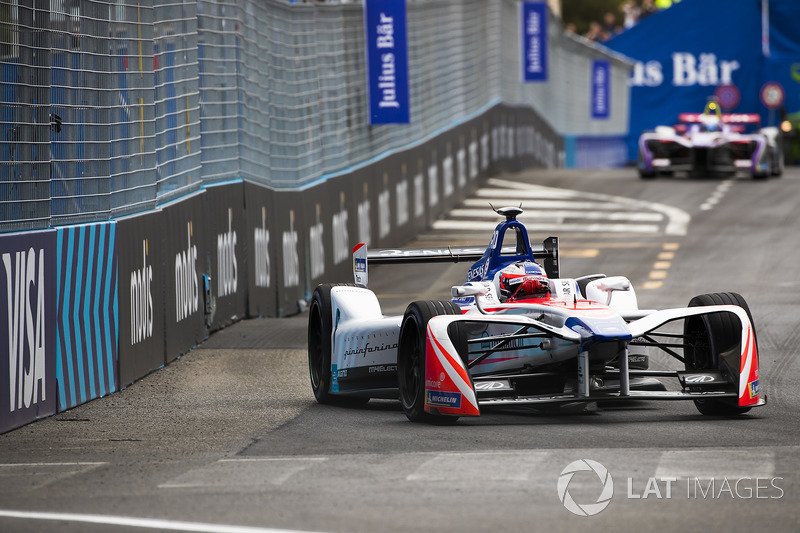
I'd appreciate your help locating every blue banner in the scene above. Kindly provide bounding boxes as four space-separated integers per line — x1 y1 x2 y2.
591 60 610 119
364 0 410 124
521 2 548 82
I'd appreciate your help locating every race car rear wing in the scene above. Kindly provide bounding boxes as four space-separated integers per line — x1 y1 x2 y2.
352 237 559 287
678 112 761 125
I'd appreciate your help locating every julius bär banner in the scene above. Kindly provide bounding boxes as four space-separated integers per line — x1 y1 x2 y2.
364 0 410 124
522 2 548 82
592 60 611 119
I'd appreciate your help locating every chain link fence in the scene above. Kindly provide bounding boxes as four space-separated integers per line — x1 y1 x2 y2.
1 0 629 233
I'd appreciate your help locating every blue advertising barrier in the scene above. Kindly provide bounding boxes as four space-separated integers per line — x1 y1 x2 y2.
521 1 548 82
364 0 410 124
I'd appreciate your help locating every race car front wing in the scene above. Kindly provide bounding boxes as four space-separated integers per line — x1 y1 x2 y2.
422 306 765 418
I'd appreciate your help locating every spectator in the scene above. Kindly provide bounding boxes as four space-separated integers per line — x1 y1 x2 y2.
621 0 640 29
584 21 603 41
639 0 658 20
602 12 616 34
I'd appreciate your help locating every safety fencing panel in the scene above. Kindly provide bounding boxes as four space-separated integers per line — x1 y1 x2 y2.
1 0 52 232
153 0 202 203
2 0 630 234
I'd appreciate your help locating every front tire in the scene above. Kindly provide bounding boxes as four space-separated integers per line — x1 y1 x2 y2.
397 301 462 423
683 292 756 416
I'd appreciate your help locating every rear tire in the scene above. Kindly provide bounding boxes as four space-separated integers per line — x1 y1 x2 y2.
308 283 368 406
684 292 755 416
638 168 656 179
397 301 463 423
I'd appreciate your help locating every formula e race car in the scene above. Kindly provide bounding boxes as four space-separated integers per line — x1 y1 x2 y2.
638 99 783 180
307 206 764 422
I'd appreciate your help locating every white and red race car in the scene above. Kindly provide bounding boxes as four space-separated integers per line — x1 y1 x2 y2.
307 207 765 422
638 100 783 180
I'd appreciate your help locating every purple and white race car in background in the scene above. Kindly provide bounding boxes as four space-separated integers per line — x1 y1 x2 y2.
638 100 783 180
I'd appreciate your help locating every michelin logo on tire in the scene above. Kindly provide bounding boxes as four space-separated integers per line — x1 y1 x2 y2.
557 459 614 517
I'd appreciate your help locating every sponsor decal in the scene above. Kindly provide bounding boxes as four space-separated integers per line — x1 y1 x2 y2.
749 379 760 398
427 161 438 207
474 380 512 391
395 179 409 227
425 379 442 389
456 148 466 188
217 208 238 297
282 211 299 288
309 204 325 280
480 133 490 170
358 185 371 245
442 155 454 197
175 221 199 322
685 374 715 384
354 257 367 274
378 184 391 239
426 390 461 408
254 207 271 288
333 193 349 265
130 239 154 345
331 363 339 392
466 262 488 282
2 247 48 412
469 140 479 179
342 341 398 359
368 364 396 374
413 173 424 218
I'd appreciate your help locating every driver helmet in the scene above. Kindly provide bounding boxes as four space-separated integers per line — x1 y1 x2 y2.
496 260 550 302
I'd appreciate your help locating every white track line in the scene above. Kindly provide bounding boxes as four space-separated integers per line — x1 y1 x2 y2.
0 510 323 533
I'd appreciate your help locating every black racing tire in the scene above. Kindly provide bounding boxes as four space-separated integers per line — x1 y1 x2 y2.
308 283 368 406
397 300 463 423
638 168 656 179
771 148 784 177
683 292 756 416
